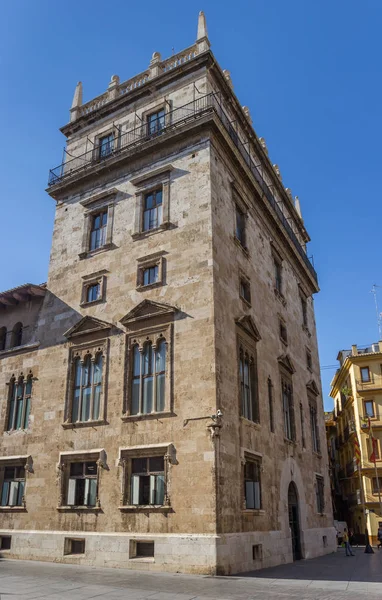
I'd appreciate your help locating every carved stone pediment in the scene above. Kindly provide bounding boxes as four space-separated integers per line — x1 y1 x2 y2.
277 354 296 374
64 316 113 340
120 300 178 327
235 315 261 342
306 379 320 396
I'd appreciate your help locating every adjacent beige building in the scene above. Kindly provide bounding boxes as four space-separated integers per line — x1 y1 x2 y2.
0 12 335 574
329 343 382 544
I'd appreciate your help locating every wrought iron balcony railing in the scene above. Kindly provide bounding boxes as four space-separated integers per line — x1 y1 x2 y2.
48 93 317 283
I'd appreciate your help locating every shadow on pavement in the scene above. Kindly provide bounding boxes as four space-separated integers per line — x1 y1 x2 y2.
235 547 382 583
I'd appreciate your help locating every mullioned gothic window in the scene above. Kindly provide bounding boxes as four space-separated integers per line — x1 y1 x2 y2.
239 344 259 423
130 337 167 415
6 373 33 431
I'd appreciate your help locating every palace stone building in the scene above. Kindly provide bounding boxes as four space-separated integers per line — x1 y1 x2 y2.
0 13 335 573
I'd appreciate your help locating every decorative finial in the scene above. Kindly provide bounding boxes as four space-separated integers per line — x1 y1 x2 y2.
285 188 293 202
273 164 282 181
294 196 303 220
108 75 120 88
223 70 233 89
149 52 163 78
259 137 268 155
196 11 210 52
151 51 161 63
70 81 83 122
242 106 252 124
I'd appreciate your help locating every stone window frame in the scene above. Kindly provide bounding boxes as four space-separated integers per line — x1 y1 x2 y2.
80 270 108 307
279 316 288 346
360 366 371 383
92 126 120 161
0 455 33 512
136 251 166 292
306 347 313 372
141 100 171 137
123 323 173 421
239 272 251 306
4 370 34 433
237 332 260 424
131 164 174 239
279 361 295 443
363 398 376 419
241 450 264 514
271 242 286 306
118 443 175 512
56 449 107 511
63 339 109 429
315 473 325 514
232 184 249 254
79 189 117 259
299 286 310 334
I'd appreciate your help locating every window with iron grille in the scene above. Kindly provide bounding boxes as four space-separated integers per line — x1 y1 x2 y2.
89 211 107 251
239 277 251 304
244 459 261 509
98 133 114 158
239 345 259 422
143 189 163 231
316 475 325 513
306 349 312 371
7 374 32 431
130 456 165 506
72 353 103 423
147 109 165 136
282 379 295 441
67 462 98 507
279 319 288 345
235 205 246 247
268 377 274 433
274 259 283 295
1 466 25 507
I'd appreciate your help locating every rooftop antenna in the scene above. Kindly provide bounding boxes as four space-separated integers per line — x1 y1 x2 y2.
371 284 382 339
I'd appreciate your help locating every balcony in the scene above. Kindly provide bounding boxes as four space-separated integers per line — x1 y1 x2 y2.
48 92 317 284
346 460 357 477
356 375 382 391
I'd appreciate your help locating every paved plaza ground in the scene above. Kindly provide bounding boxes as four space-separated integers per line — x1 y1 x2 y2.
1 547 382 600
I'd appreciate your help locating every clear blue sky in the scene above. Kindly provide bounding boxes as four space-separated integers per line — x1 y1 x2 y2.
1 0 381 409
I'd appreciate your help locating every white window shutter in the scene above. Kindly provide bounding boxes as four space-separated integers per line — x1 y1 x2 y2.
9 481 19 506
131 475 140 505
67 478 76 505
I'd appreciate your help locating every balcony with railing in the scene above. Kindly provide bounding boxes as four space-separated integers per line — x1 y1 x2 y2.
48 92 317 283
346 460 357 477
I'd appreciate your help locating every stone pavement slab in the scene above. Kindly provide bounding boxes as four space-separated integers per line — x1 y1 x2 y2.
0 550 382 600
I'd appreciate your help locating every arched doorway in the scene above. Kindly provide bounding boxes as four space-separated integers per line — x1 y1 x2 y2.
288 482 302 560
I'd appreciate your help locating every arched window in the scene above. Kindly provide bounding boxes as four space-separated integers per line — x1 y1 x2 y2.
239 346 259 422
72 353 103 422
7 374 32 431
0 327 6 351
11 322 23 347
131 338 166 415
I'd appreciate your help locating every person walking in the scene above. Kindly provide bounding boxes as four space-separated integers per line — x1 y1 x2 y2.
343 528 355 556
377 525 382 550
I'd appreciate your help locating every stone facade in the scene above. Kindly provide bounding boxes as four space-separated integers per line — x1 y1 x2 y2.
0 12 335 574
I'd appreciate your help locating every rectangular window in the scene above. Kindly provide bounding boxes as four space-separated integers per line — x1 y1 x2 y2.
89 211 107 251
282 379 295 441
364 400 375 418
130 456 165 506
64 538 85 555
279 320 288 345
7 375 32 431
239 346 259 422
310 405 320 453
239 278 251 304
300 403 305 448
143 266 158 287
143 189 163 231
98 133 114 158
372 477 381 494
244 460 261 509
360 367 370 382
1 466 25 507
268 378 274 433
301 296 308 328
235 206 246 247
306 349 312 371
86 283 100 303
67 462 98 507
316 476 325 513
147 110 165 136
136 541 155 558
0 536 11 550
274 259 282 295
